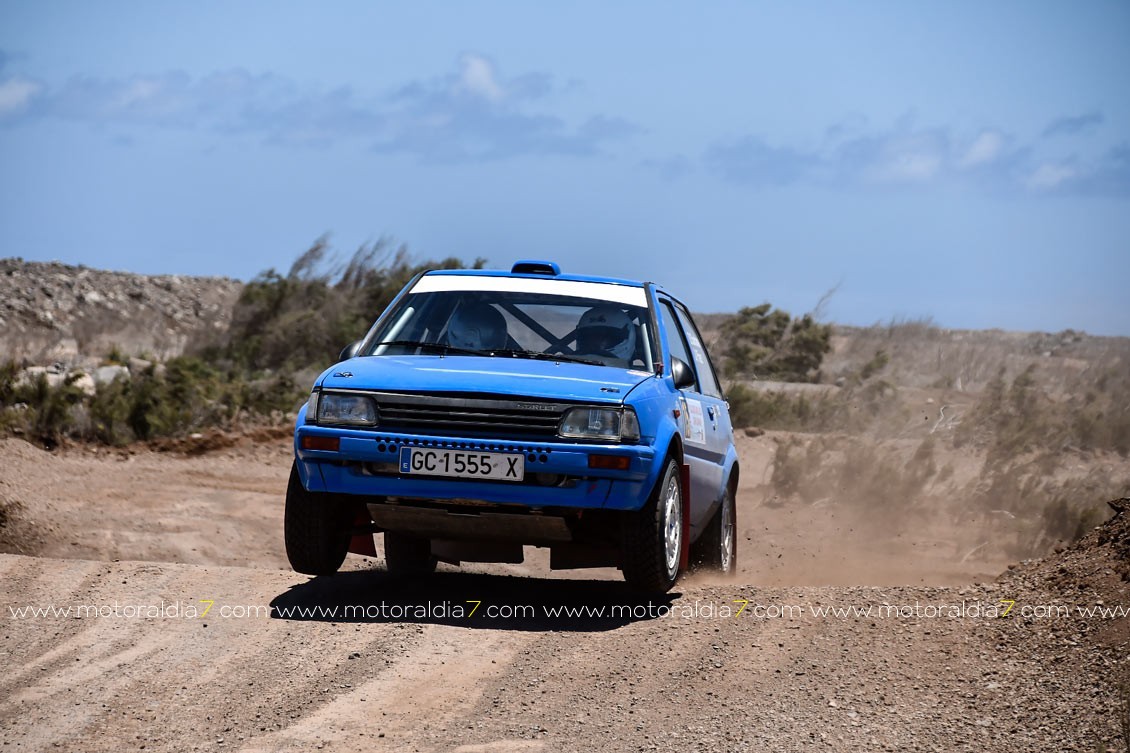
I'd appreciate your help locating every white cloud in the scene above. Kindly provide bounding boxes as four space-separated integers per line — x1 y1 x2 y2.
708 120 1053 192
0 76 41 115
874 151 942 182
457 54 504 102
861 131 947 184
0 55 636 159
378 55 638 162
959 130 1004 168
1027 163 1077 190
110 77 164 110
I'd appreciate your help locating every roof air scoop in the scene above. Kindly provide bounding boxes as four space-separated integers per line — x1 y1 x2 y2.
511 260 561 276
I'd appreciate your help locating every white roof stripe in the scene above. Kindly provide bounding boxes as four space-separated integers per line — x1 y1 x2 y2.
411 274 648 307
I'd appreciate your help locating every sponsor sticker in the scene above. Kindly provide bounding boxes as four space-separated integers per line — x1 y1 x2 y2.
684 398 706 444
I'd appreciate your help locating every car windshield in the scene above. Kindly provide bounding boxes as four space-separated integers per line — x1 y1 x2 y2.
360 276 655 371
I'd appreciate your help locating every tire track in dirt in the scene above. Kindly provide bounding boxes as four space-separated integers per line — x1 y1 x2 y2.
242 627 532 752
2 554 1125 751
1 556 430 751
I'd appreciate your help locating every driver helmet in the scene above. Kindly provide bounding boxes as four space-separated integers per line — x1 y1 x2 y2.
447 303 507 350
577 306 636 363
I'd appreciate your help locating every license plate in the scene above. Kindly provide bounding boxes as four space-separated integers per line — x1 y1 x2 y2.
399 448 525 482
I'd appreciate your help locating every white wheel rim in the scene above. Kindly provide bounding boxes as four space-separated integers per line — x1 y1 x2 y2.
720 491 734 572
663 475 682 577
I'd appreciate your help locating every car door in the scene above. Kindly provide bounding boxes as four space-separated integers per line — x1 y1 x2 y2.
674 304 732 494
658 299 725 534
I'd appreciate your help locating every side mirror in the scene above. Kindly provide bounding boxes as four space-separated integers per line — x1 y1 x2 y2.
339 340 362 362
671 357 696 390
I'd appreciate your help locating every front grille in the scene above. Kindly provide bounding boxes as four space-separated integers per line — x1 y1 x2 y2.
372 393 570 439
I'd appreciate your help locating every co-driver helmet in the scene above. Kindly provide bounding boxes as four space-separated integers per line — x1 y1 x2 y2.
447 303 507 350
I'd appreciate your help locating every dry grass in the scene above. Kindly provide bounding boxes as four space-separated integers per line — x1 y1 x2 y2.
758 426 1128 561
731 338 1129 551
957 365 1130 457
766 435 938 526
823 321 1130 395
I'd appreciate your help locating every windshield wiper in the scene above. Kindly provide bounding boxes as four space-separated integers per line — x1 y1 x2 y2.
489 348 605 367
373 340 488 357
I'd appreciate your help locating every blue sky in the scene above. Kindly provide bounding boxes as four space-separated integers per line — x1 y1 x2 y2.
1 1 1128 334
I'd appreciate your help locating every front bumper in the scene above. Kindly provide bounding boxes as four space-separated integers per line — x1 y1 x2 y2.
294 425 657 512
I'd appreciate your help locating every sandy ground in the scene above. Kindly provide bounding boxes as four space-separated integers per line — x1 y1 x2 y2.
0 433 1013 587
1 436 1126 752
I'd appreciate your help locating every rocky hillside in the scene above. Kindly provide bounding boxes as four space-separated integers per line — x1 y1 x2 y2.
0 258 242 365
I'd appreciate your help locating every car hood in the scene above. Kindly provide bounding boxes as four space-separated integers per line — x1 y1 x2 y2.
317 355 654 404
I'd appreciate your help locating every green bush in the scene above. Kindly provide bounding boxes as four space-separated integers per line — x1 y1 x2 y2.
104 346 128 366
0 371 86 448
0 357 306 447
718 303 832 382
88 374 133 445
85 357 306 445
725 383 818 430
1 243 482 448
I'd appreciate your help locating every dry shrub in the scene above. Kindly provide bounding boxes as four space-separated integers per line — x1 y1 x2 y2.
208 237 484 372
826 322 1130 396
767 435 938 526
958 365 1130 457
0 495 42 556
764 429 1125 561
962 452 1127 558
0 495 17 531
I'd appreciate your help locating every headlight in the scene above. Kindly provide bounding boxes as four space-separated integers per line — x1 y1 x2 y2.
559 407 640 442
316 392 378 426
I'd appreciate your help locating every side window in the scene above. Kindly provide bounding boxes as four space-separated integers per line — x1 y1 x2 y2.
674 307 722 399
659 301 698 393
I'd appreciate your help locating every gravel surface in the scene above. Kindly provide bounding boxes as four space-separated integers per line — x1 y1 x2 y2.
1 440 1126 752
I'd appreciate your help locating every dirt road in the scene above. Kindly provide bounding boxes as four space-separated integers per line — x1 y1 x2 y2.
2 437 1126 751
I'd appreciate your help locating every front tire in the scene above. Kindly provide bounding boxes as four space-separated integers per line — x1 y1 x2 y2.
284 462 352 575
622 457 684 593
384 531 437 576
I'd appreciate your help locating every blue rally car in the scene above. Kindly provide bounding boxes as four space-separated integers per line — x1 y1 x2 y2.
286 261 738 592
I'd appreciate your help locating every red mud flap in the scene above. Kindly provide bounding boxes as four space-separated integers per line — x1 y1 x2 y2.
680 463 691 571
348 534 377 557
348 510 378 557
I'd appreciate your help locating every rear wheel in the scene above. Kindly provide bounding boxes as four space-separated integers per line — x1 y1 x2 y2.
284 462 353 575
384 531 437 576
622 457 683 593
694 483 737 576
